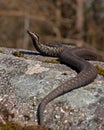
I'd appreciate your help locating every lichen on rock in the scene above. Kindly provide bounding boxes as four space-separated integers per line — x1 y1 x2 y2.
0 47 104 130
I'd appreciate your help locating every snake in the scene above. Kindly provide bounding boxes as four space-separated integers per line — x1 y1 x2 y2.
27 30 103 126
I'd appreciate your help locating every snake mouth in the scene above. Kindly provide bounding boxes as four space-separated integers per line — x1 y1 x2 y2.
27 30 39 40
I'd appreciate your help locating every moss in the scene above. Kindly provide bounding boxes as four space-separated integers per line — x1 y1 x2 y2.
0 122 51 130
23 125 51 130
44 59 60 64
12 51 27 59
0 122 21 130
0 50 3 53
96 65 104 76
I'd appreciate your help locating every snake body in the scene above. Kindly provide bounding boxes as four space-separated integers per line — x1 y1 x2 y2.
27 30 103 126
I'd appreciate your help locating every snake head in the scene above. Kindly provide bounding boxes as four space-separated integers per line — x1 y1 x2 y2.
27 30 39 42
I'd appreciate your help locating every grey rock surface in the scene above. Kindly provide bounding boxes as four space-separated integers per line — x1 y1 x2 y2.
0 47 104 130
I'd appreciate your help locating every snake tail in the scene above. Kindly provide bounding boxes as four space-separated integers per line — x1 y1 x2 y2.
37 48 97 125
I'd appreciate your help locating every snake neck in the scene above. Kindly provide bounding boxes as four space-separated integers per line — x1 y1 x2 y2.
31 36 65 57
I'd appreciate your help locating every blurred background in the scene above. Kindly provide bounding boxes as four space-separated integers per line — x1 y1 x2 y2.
0 0 104 55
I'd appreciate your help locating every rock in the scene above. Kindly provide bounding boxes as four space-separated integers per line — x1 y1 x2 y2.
0 47 104 130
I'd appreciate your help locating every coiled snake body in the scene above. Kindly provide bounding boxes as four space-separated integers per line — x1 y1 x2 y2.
27 31 103 126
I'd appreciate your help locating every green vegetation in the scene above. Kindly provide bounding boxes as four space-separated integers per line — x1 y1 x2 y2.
0 122 51 130
12 51 27 59
0 50 3 53
96 65 104 76
44 59 60 64
0 122 21 130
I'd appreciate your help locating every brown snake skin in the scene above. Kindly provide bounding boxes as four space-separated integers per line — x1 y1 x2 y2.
27 30 103 126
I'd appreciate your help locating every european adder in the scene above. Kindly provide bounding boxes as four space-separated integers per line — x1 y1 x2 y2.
27 30 103 126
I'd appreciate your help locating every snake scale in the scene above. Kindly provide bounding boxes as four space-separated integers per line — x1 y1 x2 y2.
27 30 103 126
